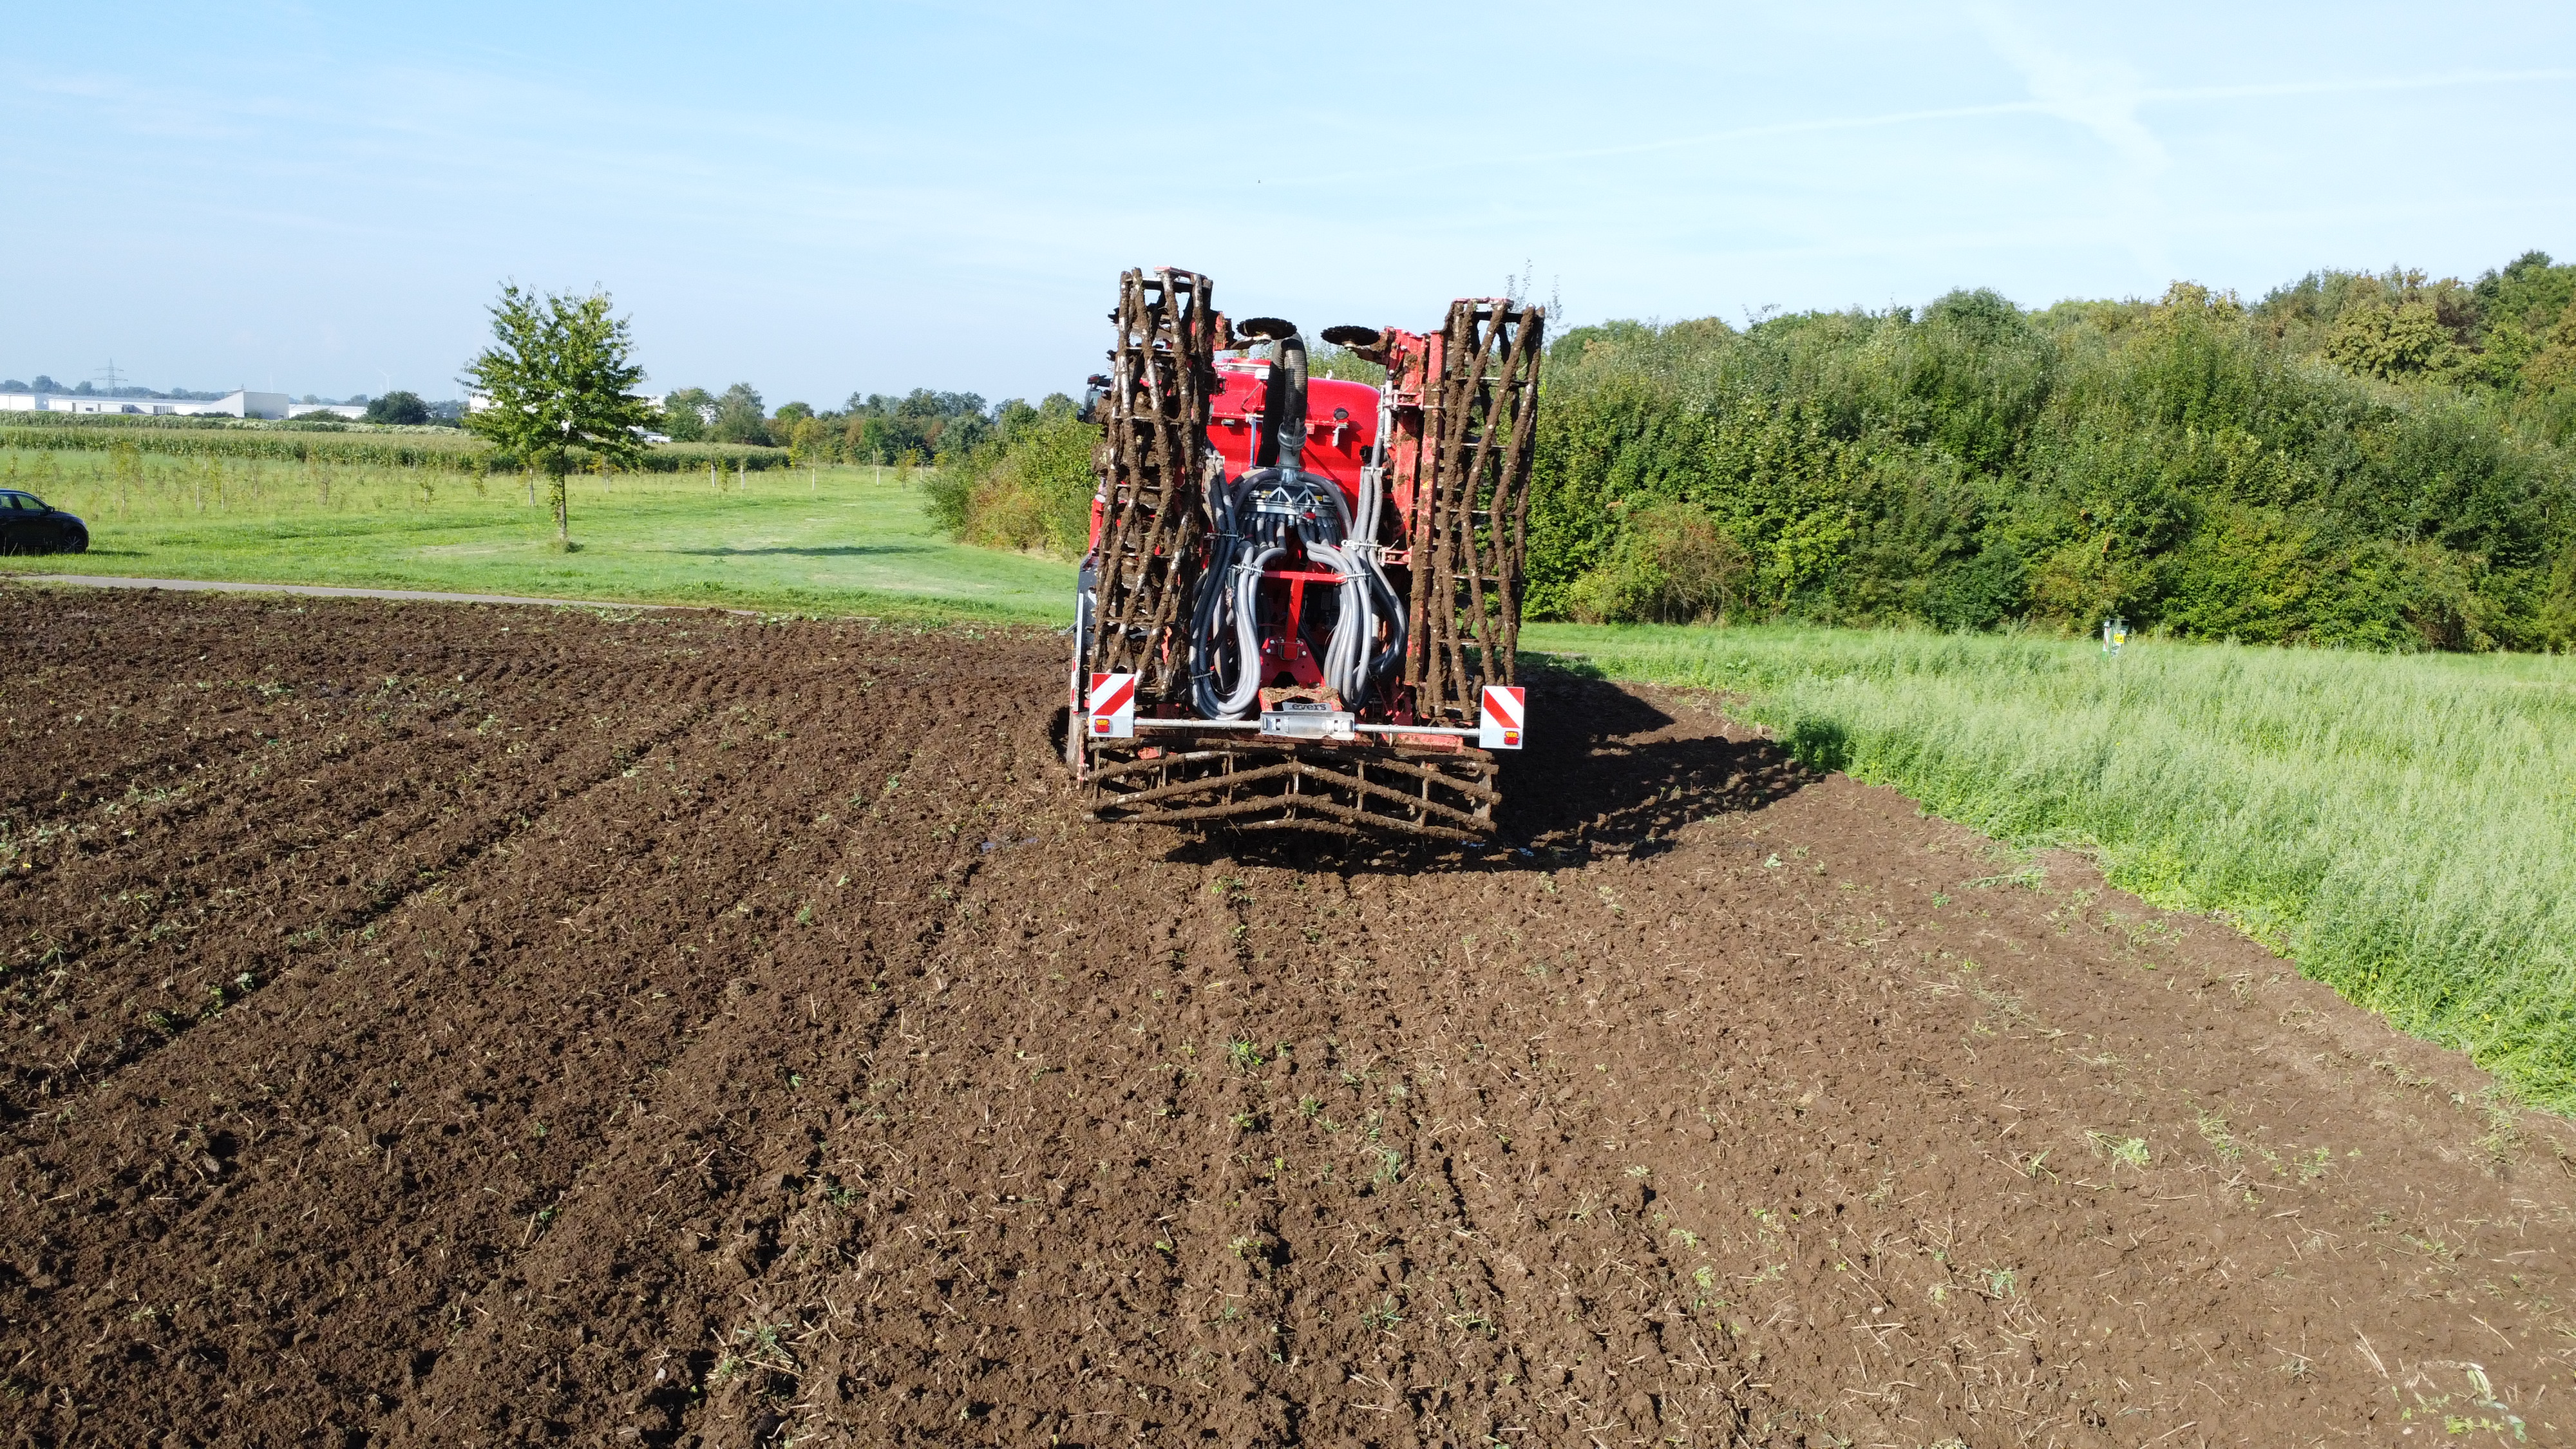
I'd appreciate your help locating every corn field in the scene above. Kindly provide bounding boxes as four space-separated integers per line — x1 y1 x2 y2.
1 443 814 524
0 422 786 477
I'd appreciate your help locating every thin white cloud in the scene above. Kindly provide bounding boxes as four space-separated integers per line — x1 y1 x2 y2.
1271 101 2050 190
1267 57 2576 195
2143 68 2576 104
1969 3 2175 283
1971 6 2166 171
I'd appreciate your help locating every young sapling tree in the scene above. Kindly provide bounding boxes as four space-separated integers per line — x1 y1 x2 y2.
461 284 656 550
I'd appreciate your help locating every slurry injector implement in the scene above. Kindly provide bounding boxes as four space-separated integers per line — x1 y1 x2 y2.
1065 268 1543 840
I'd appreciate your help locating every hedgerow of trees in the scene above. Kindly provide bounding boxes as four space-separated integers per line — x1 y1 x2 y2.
929 250 2576 652
362 390 431 425
653 383 1009 467
920 395 1093 553
1525 251 2576 650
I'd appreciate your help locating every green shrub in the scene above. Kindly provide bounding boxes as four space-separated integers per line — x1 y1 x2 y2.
1564 502 1748 623
933 404 1099 555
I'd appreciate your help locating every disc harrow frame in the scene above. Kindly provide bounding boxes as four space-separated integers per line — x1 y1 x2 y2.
1401 299 1546 725
1082 267 1223 704
1068 270 1539 841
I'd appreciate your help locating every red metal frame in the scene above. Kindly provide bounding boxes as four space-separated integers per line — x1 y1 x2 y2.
1079 310 1526 734
1086 346 1434 719
1205 354 1417 714
1373 328 1437 541
1255 565 1343 687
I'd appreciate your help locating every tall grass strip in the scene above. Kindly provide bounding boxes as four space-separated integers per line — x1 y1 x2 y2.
1525 623 2576 1112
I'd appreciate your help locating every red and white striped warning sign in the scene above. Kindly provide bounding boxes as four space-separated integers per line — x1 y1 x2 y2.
1478 685 1525 750
1088 672 1137 739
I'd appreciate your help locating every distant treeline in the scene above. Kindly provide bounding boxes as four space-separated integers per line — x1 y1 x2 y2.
2 377 236 402
6 383 1086 475
0 412 448 435
915 353 1379 555
0 419 790 475
656 383 1080 467
1531 252 2576 650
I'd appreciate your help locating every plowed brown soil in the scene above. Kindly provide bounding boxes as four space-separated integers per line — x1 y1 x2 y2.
5 583 2573 1449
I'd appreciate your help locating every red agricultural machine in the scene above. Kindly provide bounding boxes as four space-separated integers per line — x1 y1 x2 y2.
1065 267 1544 841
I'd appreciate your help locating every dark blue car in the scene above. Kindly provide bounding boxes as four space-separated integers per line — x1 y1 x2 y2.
0 489 87 554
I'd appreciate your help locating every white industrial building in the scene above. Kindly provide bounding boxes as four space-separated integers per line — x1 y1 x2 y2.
0 388 294 419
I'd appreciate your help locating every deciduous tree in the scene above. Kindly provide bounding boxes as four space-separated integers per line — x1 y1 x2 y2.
362 390 431 425
462 284 654 549
711 384 770 445
659 387 715 441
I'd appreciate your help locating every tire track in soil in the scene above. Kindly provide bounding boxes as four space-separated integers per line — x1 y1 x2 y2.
5 589 2575 1449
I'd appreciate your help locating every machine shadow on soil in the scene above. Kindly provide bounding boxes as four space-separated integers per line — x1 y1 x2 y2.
1137 670 1817 875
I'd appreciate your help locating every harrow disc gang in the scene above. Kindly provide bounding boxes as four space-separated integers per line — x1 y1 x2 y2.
1087 735 1498 842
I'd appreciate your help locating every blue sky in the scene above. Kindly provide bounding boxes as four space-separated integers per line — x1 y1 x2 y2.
5 1 2571 408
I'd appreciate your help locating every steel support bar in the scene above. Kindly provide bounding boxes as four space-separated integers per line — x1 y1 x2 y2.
1113 717 1481 737
1405 299 1544 724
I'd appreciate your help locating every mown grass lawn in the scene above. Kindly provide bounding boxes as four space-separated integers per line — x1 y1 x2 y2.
1 455 1074 621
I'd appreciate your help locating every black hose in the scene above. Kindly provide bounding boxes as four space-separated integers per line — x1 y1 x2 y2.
1275 332 1309 477
1186 325 1409 717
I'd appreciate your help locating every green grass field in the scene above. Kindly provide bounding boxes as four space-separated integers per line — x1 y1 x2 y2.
11 441 2570 1108
1523 623 2576 1112
0 447 1072 621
